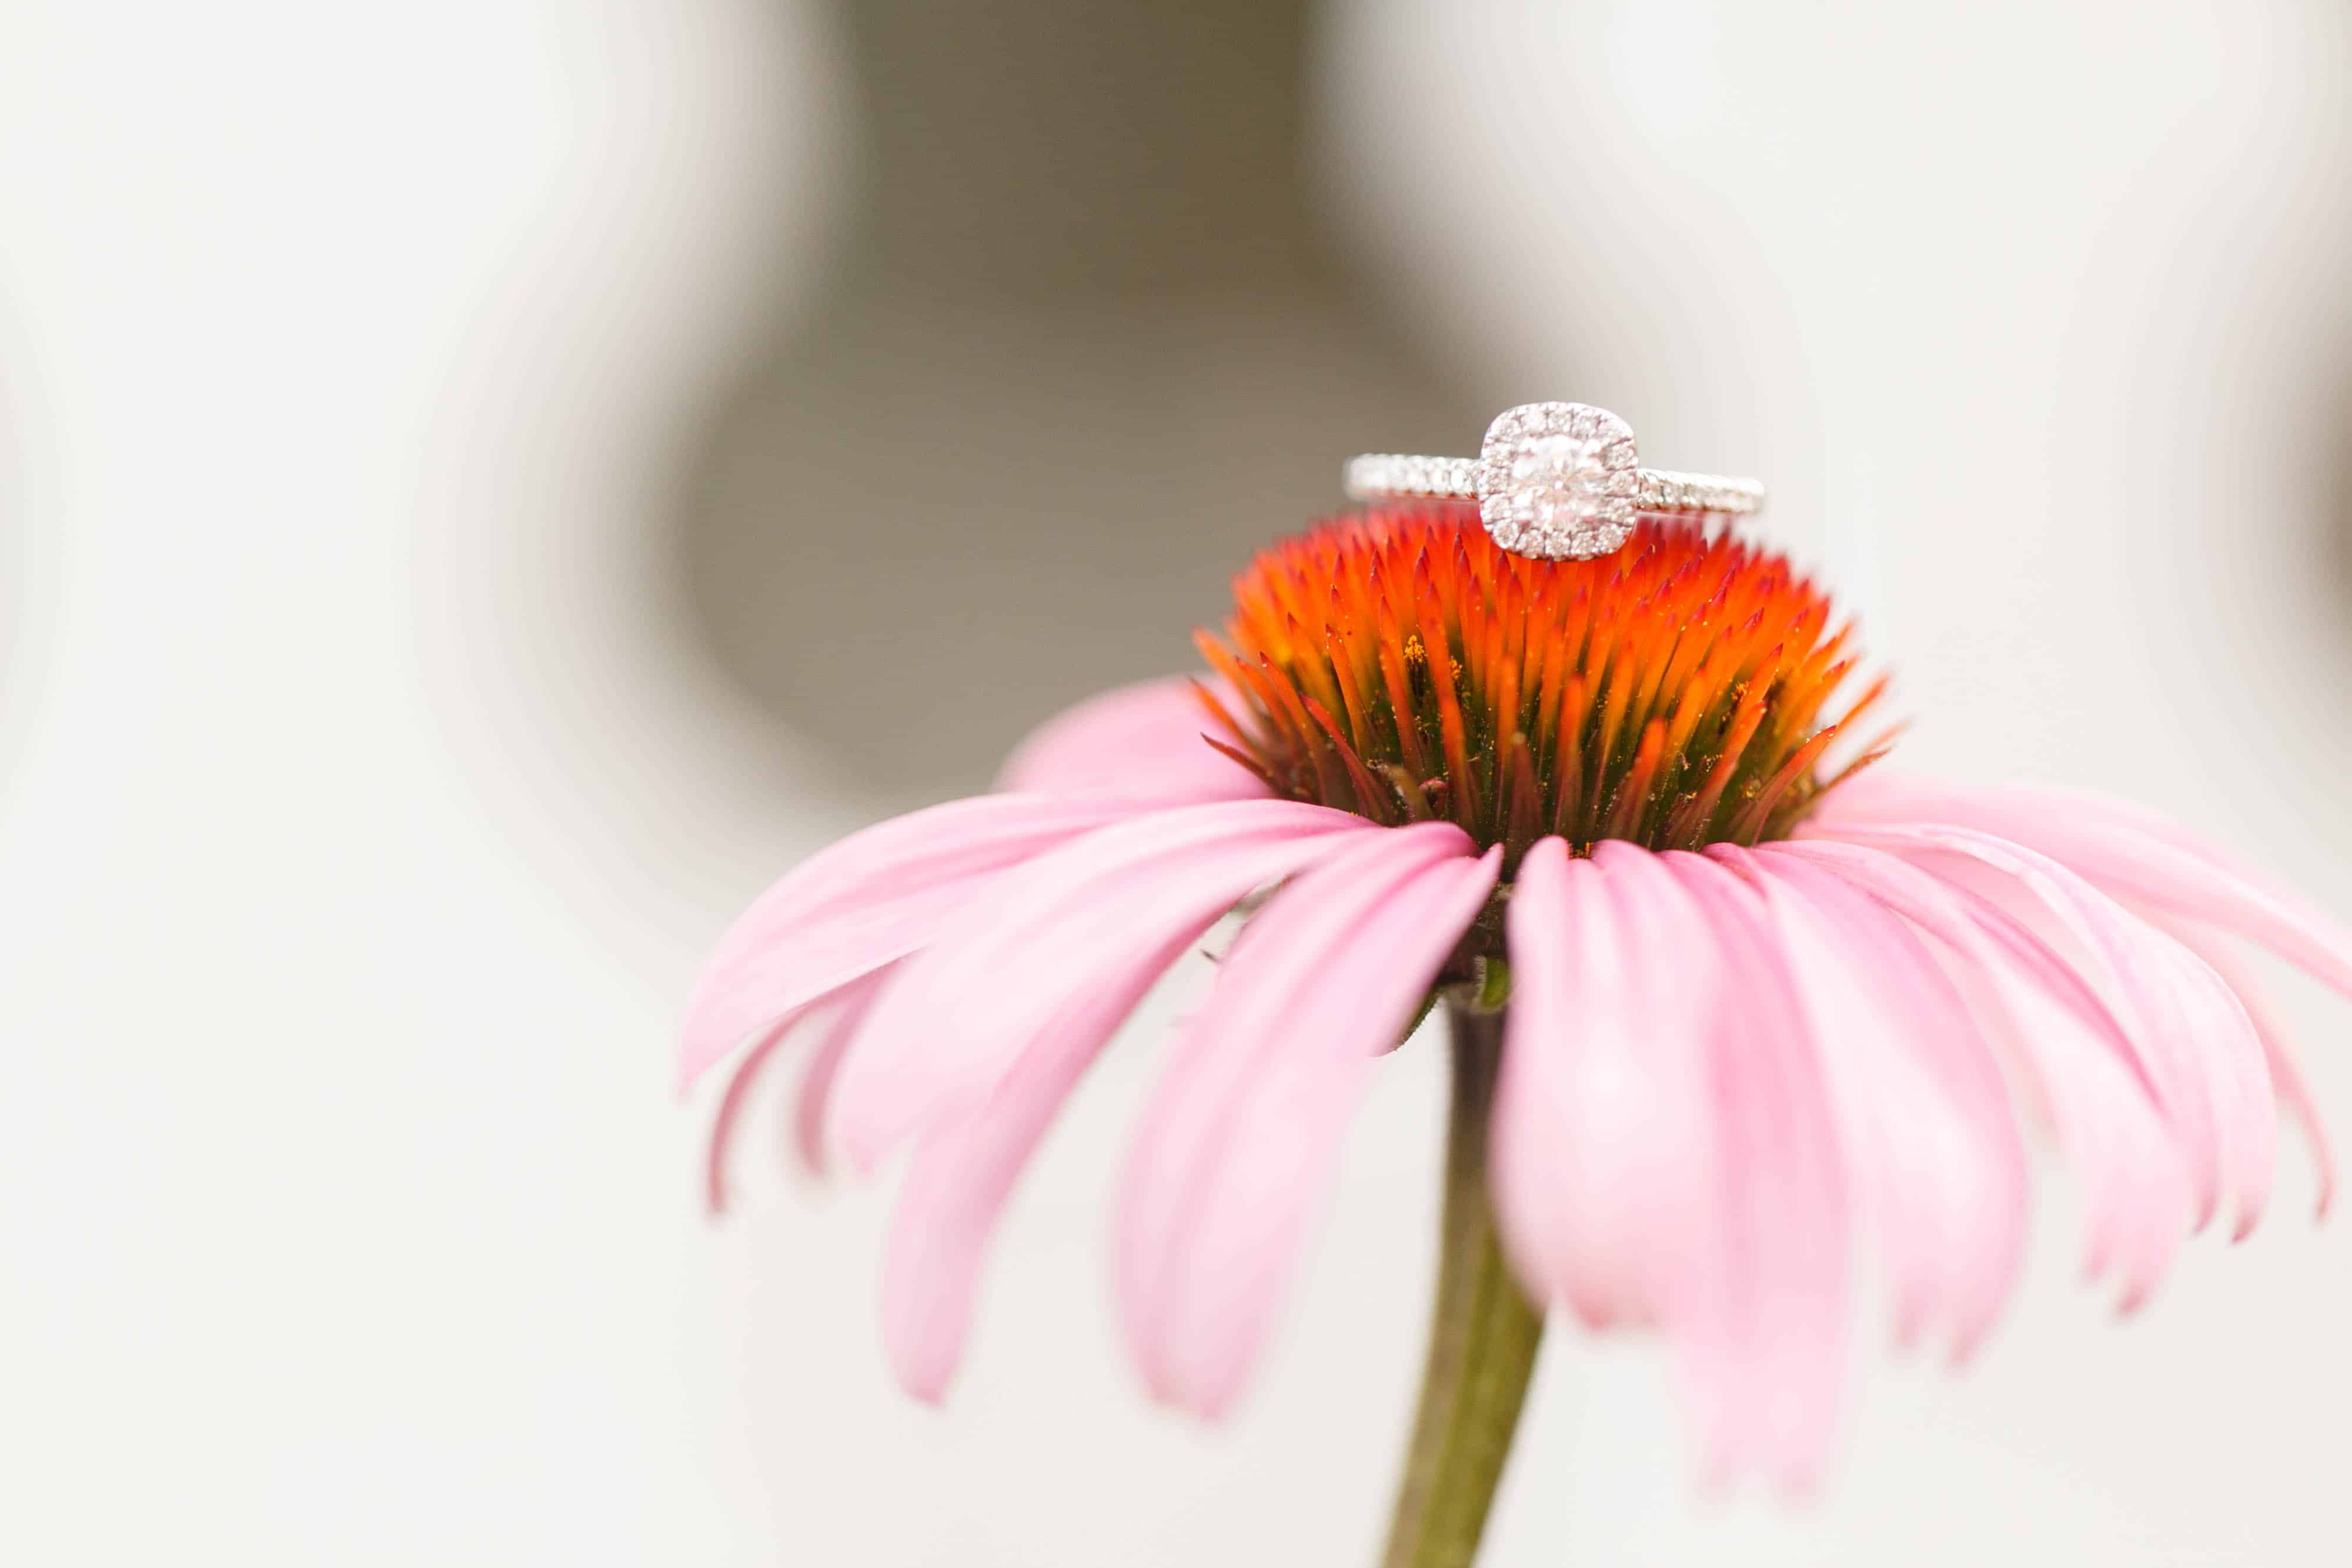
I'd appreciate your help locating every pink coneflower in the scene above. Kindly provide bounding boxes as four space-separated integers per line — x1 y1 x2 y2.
681 504 2347 1564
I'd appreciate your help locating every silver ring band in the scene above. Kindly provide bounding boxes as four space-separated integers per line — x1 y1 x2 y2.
1344 402 1763 561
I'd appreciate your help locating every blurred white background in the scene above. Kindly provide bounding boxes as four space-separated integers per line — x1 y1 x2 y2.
2 2 2348 1564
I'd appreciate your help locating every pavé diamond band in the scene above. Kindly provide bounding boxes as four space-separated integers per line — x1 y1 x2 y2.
1344 402 1764 561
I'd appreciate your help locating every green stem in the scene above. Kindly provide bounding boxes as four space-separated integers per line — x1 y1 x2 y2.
1379 999 1546 1568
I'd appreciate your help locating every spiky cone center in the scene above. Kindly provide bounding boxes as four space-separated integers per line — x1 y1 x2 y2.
1194 503 1890 872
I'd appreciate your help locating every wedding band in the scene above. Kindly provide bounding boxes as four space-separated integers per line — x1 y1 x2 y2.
1344 402 1765 561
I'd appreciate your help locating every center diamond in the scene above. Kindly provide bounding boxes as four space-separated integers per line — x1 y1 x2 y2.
1504 433 1610 532
1475 402 1639 561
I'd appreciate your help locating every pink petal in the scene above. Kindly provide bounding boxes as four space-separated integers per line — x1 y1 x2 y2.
2147 917 2336 1219
703 1017 803 1216
995 676 1268 801
1722 847 2027 1358
1115 824 1496 1417
831 798 1378 1170
878 938 1193 1402
1770 839 2190 1308
1656 850 1852 1494
792 970 893 1178
678 794 1145 1090
1812 773 2352 1001
1812 771 2190 840
1833 822 2276 1241
1489 838 1719 1339
704 965 894 1212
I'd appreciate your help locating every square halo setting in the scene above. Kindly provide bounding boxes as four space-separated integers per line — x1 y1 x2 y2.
1475 402 1641 561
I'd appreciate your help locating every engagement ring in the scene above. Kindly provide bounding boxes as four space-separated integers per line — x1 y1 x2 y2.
1345 402 1764 561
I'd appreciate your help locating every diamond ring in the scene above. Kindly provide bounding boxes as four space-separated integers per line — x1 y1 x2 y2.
1344 402 1765 561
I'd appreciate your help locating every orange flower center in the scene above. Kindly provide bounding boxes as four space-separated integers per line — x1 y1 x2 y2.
1193 503 1890 861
